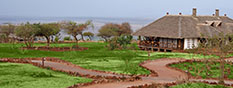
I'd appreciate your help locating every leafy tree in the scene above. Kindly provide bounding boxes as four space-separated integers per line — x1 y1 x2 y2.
63 21 93 42
0 34 7 43
83 32 94 40
98 28 118 42
15 23 39 47
118 22 132 36
97 23 132 42
37 23 60 47
77 20 94 41
0 24 15 42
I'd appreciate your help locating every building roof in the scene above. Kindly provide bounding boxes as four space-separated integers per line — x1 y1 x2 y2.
133 14 233 38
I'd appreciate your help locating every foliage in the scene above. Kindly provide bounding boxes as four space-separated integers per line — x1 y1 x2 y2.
118 22 132 36
63 36 71 41
15 23 39 47
170 61 233 79
55 36 60 43
83 32 94 40
63 21 93 42
97 23 132 42
37 23 60 46
0 63 92 88
0 24 16 43
0 34 7 43
98 27 118 42
107 35 133 50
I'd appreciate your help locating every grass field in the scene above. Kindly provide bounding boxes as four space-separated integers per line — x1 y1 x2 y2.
170 83 231 88
170 62 233 79
0 42 211 75
0 62 91 88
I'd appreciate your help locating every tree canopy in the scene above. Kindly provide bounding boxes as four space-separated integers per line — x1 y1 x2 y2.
83 32 94 40
63 20 93 42
15 23 39 47
37 23 60 46
0 24 16 42
98 22 132 42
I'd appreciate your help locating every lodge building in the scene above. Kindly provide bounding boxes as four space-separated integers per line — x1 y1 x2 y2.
133 8 233 52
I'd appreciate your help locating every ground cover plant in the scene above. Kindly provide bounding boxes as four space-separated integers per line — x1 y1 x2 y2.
0 62 91 88
0 42 209 75
170 61 233 79
170 82 231 88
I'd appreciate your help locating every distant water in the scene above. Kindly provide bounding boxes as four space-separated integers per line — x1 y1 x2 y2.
0 16 154 40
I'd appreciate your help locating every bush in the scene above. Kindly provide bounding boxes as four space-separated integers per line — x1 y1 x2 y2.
107 35 133 50
54 36 60 43
63 36 71 41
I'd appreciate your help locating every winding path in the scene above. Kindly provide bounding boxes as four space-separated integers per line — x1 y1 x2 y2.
1 58 233 87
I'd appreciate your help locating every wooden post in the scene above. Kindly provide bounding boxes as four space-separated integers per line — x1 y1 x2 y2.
42 58 45 67
151 47 154 52
148 50 150 57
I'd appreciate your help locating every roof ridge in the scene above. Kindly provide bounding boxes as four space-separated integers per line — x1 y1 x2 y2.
178 16 182 38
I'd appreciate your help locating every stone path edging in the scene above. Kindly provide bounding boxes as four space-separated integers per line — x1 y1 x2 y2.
1 57 233 88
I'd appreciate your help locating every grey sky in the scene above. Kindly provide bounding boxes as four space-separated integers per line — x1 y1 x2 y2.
0 0 233 18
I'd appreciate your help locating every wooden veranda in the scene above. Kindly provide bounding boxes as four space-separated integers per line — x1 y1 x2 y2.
138 37 184 52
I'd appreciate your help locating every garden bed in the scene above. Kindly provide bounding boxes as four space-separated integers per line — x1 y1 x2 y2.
169 59 233 80
21 46 88 52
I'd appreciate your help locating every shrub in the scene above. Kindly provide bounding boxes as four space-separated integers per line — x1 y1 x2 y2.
54 36 60 43
63 36 71 41
107 35 133 50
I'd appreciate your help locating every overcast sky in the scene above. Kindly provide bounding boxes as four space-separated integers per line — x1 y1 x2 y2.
0 0 233 18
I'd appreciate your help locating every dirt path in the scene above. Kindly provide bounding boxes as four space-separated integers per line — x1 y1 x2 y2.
2 58 233 87
31 60 127 78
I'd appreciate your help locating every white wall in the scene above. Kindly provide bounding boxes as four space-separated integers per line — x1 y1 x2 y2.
184 38 198 49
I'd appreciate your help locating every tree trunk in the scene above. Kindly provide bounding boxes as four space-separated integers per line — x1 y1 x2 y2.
88 36 92 40
45 36 50 47
73 35 79 44
24 38 29 48
102 37 108 42
80 33 84 41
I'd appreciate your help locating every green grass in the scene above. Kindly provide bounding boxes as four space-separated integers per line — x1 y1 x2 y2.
170 62 233 79
0 62 92 88
0 42 209 75
170 83 231 88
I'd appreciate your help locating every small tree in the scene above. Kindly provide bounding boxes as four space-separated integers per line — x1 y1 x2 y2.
63 21 93 42
77 20 94 41
37 23 60 47
83 32 94 40
118 22 132 36
98 28 117 42
15 23 39 47
0 24 15 42
97 23 133 42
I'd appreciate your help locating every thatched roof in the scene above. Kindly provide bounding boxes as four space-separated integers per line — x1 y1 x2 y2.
133 15 233 38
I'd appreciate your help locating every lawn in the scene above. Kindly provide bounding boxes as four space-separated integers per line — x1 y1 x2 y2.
0 62 92 88
170 83 231 88
170 62 233 79
0 42 209 75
